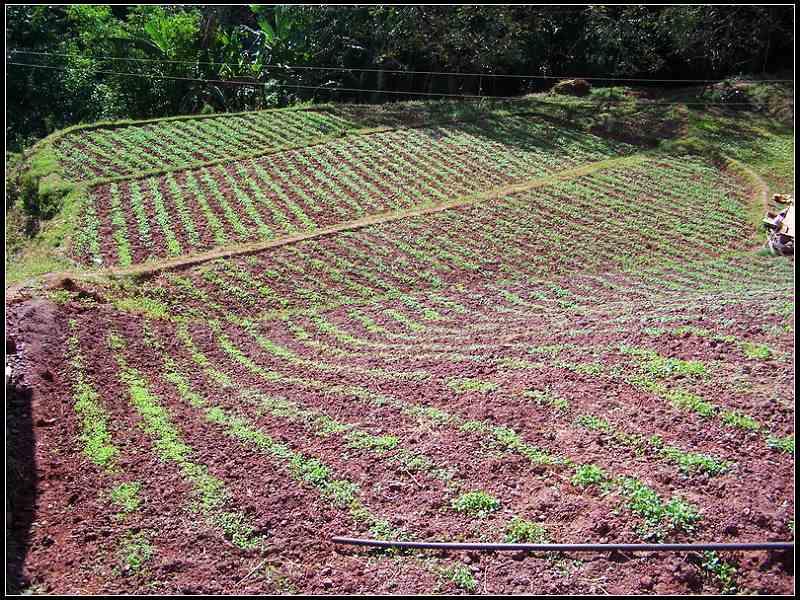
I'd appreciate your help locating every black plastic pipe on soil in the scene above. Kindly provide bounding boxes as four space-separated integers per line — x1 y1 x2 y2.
331 537 794 553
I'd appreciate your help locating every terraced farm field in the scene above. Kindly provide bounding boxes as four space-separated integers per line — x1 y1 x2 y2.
6 98 795 595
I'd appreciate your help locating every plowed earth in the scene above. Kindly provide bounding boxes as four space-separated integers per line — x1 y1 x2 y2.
6 107 795 595
6 249 794 594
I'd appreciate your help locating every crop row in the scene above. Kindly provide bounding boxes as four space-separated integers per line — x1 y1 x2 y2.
62 319 455 591
152 245 787 358
73 290 791 539
316 264 791 346
133 252 790 370
260 305 794 457
69 115 635 265
46 237 792 595
28 284 788 594
129 155 755 314
62 308 709 592
179 313 792 550
175 257 787 445
172 315 708 542
44 258 791 594
53 109 358 181
297 282 791 377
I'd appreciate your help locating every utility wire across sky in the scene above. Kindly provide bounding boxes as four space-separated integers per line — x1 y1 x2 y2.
8 49 795 84
8 61 767 106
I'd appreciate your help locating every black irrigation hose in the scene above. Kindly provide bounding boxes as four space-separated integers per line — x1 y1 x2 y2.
331 537 794 553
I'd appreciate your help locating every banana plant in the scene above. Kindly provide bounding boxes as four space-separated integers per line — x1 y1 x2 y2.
251 5 313 66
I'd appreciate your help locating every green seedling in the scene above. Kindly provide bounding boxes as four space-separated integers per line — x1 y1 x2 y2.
110 482 142 514
741 342 772 360
720 410 760 431
619 478 699 539
701 551 738 595
524 389 570 411
571 464 608 487
451 491 501 517
444 565 478 592
576 415 612 432
643 355 708 378
504 517 549 543
118 532 154 573
447 378 499 394
766 435 794 453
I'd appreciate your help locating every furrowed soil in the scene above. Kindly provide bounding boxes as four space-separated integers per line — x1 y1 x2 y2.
6 97 795 595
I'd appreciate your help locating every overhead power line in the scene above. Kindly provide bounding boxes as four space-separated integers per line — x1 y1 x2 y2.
6 61 765 106
8 49 795 84
8 61 499 99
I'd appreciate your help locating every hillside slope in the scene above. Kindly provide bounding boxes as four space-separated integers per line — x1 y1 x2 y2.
6 90 795 595
7 86 794 282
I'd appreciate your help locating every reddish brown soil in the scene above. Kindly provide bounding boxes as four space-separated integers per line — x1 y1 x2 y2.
7 127 794 594
5 260 794 594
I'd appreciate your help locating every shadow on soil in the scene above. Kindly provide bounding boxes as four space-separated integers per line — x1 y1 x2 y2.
5 363 37 594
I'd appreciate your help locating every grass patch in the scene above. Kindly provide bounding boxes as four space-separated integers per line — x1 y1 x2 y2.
497 357 545 370
489 425 559 465
403 404 453 426
113 296 171 320
47 289 73 304
214 511 261 550
659 447 731 476
571 362 604 375
529 344 570 357
576 415 612 433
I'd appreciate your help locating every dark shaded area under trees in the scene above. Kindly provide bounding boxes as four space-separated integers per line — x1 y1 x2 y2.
5 4 794 151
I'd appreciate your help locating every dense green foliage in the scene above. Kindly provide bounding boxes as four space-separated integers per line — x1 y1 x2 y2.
7 5 793 150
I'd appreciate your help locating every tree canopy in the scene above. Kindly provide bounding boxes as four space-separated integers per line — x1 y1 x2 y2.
6 5 794 150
